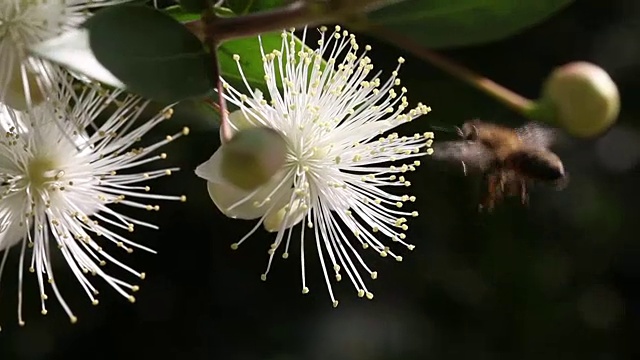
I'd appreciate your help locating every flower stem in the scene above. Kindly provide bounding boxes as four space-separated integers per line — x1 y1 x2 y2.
204 0 232 143
205 0 312 41
367 25 535 116
216 79 232 143
185 0 400 42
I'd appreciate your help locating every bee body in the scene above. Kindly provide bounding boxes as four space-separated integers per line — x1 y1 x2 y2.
433 119 568 211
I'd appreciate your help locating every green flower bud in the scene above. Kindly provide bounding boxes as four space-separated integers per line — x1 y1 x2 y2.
540 61 620 138
220 127 288 191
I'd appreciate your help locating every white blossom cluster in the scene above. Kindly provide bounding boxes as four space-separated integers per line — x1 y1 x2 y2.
0 0 187 330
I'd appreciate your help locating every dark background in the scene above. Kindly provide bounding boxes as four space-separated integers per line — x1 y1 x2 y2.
1 0 639 358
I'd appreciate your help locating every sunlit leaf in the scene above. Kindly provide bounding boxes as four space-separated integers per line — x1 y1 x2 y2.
225 0 287 14
164 4 235 22
218 31 326 94
178 0 208 13
163 4 201 21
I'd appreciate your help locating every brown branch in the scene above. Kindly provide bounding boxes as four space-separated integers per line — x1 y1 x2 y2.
367 24 534 115
185 0 403 42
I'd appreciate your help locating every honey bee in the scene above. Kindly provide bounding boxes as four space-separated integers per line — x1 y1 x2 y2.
432 119 568 211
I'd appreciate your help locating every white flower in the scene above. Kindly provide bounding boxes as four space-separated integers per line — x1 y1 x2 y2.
0 80 188 329
196 26 433 307
0 0 129 108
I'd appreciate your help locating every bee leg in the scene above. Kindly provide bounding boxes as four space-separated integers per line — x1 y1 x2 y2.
499 172 507 193
520 180 529 205
485 194 495 212
471 125 479 138
478 201 494 212
554 173 570 190
455 126 464 138
486 198 495 212
480 174 498 212
461 161 468 176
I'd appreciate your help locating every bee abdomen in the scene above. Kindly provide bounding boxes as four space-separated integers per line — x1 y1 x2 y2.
505 149 565 181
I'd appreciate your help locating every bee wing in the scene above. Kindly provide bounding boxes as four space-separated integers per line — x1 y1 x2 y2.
431 140 496 172
516 122 560 149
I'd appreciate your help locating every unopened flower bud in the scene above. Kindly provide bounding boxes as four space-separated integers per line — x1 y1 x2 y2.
541 61 620 138
220 127 288 191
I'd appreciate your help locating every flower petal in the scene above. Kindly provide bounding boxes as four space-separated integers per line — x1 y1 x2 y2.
263 198 306 232
228 109 259 132
0 198 27 252
194 147 227 184
206 182 265 220
0 221 25 252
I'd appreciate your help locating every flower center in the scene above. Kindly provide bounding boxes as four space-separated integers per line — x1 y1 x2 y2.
292 145 331 168
27 156 61 190
0 3 27 40
0 19 16 40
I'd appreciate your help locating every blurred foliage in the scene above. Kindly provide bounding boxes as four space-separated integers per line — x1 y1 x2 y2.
225 0 288 14
368 0 575 48
1 0 639 359
177 0 209 13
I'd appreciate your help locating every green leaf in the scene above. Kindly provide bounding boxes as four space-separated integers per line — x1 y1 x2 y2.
217 34 274 93
83 4 216 103
368 0 574 48
178 0 208 13
163 4 201 22
163 4 235 22
225 0 287 14
217 31 326 95
162 98 222 132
